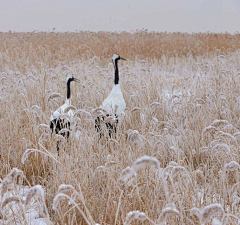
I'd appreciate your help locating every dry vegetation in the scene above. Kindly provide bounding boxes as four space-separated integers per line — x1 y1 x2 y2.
0 31 240 224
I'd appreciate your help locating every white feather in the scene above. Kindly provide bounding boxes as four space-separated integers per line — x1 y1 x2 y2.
101 84 126 116
113 54 120 61
51 98 74 120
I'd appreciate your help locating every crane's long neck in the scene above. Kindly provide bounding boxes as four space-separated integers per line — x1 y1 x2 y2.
66 80 71 105
113 59 119 85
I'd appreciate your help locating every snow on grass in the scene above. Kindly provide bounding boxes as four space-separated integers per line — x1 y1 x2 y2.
0 169 50 225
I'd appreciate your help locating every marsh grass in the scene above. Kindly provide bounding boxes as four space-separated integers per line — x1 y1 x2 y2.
1 31 240 224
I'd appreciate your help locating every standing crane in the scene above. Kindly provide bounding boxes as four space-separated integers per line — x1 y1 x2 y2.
95 54 126 139
50 74 79 153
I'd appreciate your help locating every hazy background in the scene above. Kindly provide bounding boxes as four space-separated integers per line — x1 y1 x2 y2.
0 0 240 33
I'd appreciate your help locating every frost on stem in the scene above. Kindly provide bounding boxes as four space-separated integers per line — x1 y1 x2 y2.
190 207 201 219
21 149 39 164
39 123 51 131
54 134 66 141
130 107 140 112
132 155 161 172
124 210 147 225
211 120 229 128
157 203 180 224
168 161 178 167
172 166 186 174
202 125 218 138
25 185 45 206
223 124 238 134
52 193 71 211
48 92 63 101
53 184 94 225
91 107 107 117
127 129 142 145
216 131 236 143
58 184 76 193
191 204 224 224
202 119 232 139
212 143 231 155
1 182 49 221
1 196 24 209
163 161 179 178
74 109 92 117
231 183 240 207
63 105 76 113
25 185 49 218
1 168 24 198
52 193 92 225
120 167 135 182
120 156 161 183
224 161 240 172
201 204 224 224
150 101 162 109
40 132 51 142
55 184 81 205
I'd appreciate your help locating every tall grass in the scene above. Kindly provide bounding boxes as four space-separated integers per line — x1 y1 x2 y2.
1 31 240 73
0 31 240 224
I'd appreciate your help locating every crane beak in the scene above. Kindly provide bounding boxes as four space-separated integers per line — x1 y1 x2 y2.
120 57 127 61
73 78 80 83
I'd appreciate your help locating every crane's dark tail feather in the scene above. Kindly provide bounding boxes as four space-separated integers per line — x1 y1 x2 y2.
50 118 70 154
95 116 102 140
57 140 60 156
95 114 118 139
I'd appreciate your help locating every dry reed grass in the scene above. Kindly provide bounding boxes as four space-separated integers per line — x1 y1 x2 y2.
1 31 240 224
1 31 240 73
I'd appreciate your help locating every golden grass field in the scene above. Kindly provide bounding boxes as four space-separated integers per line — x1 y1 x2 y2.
1 31 240 224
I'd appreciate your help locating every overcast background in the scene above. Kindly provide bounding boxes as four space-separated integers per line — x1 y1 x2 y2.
0 0 240 33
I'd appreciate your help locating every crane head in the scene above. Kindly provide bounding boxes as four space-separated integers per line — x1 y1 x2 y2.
112 54 126 62
66 74 80 83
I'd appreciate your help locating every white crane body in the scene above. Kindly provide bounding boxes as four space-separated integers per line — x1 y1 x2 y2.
95 54 126 139
101 84 126 116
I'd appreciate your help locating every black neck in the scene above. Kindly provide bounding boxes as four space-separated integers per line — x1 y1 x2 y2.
67 80 71 99
114 59 119 85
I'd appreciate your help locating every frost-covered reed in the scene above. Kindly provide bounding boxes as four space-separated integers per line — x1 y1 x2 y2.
124 211 149 225
1 32 240 224
0 169 49 224
120 155 161 182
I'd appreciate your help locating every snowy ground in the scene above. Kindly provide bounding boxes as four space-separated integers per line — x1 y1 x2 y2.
0 182 49 225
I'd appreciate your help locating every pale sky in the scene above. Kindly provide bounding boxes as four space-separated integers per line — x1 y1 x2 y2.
0 0 240 33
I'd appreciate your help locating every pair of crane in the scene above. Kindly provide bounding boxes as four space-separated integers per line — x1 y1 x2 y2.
50 54 126 152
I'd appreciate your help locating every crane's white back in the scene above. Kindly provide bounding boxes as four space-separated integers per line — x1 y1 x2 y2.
101 84 126 116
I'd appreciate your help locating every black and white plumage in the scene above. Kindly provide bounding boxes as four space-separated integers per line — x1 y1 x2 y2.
95 54 126 139
50 74 79 152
